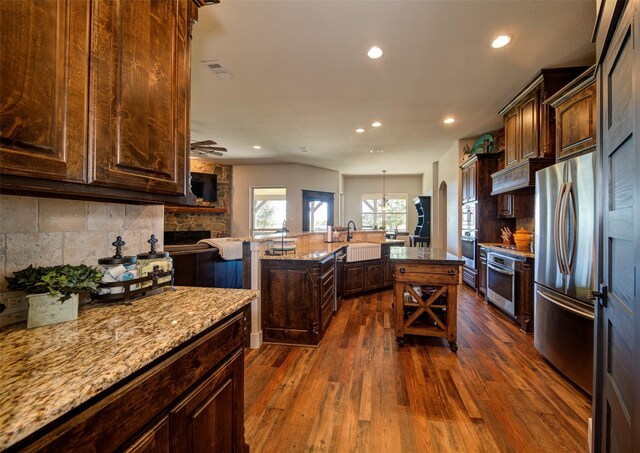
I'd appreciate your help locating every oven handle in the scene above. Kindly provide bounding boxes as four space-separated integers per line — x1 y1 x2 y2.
487 263 514 276
536 289 594 320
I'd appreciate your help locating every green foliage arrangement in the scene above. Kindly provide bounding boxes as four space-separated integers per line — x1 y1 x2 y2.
5 264 103 303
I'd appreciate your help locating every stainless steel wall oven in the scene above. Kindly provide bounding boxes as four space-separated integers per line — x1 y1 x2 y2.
486 251 522 317
461 231 476 268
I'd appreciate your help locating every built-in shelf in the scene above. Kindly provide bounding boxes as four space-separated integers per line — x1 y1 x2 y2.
165 205 227 214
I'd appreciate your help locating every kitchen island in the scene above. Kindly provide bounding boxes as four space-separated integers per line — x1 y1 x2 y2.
0 287 258 452
260 242 346 346
390 247 464 350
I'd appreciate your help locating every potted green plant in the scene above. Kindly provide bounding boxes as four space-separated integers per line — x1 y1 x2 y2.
5 264 103 328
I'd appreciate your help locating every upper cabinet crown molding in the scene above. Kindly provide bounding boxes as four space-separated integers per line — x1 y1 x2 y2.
0 0 207 205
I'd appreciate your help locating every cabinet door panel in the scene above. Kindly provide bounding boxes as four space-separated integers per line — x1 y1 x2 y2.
519 94 539 161
364 261 384 291
557 84 596 158
468 163 477 202
90 0 188 195
0 0 88 182
170 349 244 453
505 110 519 166
343 263 365 295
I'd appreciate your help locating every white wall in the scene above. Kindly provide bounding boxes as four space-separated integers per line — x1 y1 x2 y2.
437 142 461 255
231 164 340 236
342 174 423 231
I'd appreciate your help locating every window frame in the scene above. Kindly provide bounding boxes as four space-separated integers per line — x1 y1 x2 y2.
360 192 408 232
251 187 287 234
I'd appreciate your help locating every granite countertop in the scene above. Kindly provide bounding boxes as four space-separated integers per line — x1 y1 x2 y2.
389 246 464 265
261 242 347 261
0 287 259 450
478 242 535 259
260 240 405 261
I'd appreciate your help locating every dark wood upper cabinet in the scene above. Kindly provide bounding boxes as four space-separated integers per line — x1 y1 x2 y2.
518 92 539 162
491 67 588 195
547 65 597 161
0 0 202 203
504 110 519 167
0 0 89 182
90 0 189 195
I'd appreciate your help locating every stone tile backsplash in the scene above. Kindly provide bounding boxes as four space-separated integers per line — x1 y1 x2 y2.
0 196 164 291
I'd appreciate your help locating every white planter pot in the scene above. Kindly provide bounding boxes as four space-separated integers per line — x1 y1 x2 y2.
27 293 79 329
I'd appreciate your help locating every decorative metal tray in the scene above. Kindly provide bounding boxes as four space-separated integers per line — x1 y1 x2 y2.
93 267 175 303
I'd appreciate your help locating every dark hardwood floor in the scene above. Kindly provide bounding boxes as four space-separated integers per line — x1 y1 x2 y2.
244 285 592 452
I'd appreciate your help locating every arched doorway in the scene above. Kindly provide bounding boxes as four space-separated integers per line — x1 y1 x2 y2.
438 181 447 250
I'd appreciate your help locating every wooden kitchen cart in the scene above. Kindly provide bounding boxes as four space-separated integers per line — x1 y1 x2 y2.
390 247 463 351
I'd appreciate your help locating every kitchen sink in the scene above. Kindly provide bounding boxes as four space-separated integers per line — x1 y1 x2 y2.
346 243 381 262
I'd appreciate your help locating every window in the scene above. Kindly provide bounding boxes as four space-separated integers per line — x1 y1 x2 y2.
361 193 408 231
252 187 287 233
302 190 334 232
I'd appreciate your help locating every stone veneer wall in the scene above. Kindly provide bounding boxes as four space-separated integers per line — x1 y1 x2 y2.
0 195 164 291
164 159 232 238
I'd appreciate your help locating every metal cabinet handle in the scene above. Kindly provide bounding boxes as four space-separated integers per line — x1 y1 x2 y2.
487 263 514 276
448 270 455 275
399 268 406 273
554 183 566 275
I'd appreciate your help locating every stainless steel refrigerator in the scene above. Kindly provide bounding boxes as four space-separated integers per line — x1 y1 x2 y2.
534 152 595 395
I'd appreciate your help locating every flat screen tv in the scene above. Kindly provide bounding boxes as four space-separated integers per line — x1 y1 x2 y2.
190 172 217 202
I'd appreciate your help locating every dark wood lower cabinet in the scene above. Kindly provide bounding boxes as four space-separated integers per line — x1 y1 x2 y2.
338 244 394 298
261 254 337 346
515 259 534 333
340 261 365 296
478 248 487 296
124 418 170 453
169 350 244 453
17 311 248 453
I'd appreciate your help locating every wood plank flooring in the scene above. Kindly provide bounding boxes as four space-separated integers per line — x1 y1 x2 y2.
244 285 592 452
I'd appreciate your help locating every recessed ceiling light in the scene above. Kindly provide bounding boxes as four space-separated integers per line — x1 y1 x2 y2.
369 149 384 154
371 121 382 127
355 128 366 133
443 117 456 124
367 46 383 59
253 145 262 150
491 35 511 49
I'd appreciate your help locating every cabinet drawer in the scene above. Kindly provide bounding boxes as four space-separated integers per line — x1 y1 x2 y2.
320 256 335 275
321 269 335 301
393 264 459 284
23 312 245 452
462 266 478 290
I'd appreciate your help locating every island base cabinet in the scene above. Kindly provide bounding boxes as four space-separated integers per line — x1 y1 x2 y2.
261 256 336 346
16 312 248 453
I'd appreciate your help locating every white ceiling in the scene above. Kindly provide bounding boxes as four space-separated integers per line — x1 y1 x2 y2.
190 0 596 175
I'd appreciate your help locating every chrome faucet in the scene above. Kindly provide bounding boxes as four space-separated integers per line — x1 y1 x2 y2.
346 220 357 242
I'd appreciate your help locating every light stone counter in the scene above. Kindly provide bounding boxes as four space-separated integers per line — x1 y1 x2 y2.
0 287 259 449
478 242 535 259
259 239 405 261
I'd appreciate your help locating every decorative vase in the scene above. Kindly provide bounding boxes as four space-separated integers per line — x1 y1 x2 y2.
513 227 533 251
27 293 79 328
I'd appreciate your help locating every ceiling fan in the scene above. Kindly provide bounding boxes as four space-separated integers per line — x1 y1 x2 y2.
190 140 228 157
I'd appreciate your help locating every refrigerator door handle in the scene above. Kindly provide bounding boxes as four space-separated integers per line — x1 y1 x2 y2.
536 289 594 320
564 182 577 275
554 183 566 274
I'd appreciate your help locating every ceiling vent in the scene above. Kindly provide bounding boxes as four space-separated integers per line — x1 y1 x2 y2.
202 60 233 80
